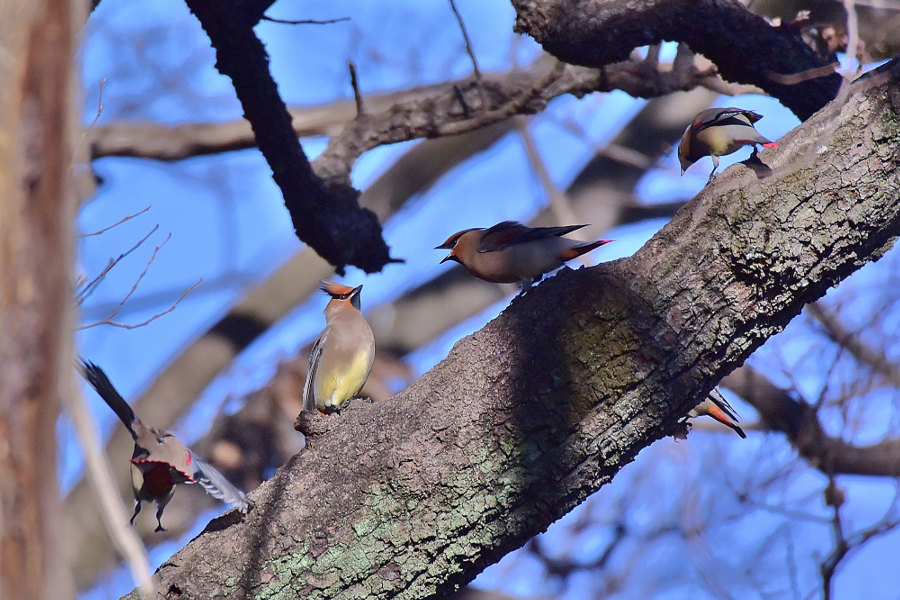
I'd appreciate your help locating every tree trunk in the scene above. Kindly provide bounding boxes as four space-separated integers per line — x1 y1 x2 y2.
0 0 79 598
127 62 900 599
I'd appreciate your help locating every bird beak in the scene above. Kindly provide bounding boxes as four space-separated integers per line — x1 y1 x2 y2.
349 285 363 310
435 242 453 250
440 253 454 264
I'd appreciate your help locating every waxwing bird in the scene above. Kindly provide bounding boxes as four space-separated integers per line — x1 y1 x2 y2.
435 221 612 292
80 361 253 532
302 281 376 414
686 387 747 438
678 107 777 181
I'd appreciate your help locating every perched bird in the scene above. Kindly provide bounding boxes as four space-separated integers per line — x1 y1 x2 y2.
302 281 376 414
686 387 747 438
80 361 253 532
678 107 777 181
436 221 612 292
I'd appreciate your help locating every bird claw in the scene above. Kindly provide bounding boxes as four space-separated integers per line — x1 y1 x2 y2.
671 419 692 440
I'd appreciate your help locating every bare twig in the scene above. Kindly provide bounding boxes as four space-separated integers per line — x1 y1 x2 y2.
78 232 203 330
515 120 581 231
79 205 151 238
807 301 900 387
79 279 202 331
448 0 486 109
260 15 349 25
84 76 107 133
68 384 155 596
75 224 159 304
348 61 365 117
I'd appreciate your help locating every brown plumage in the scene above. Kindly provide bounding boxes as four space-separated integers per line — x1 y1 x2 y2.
302 281 376 414
436 221 612 292
678 107 775 181
687 387 747 438
80 360 253 532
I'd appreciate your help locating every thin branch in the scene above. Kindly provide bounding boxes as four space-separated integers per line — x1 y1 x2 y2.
67 384 155 596
260 15 349 25
348 61 365 117
516 120 581 230
84 76 107 133
448 0 486 109
78 232 203 331
79 205 151 238
78 278 202 331
75 224 159 304
807 302 900 387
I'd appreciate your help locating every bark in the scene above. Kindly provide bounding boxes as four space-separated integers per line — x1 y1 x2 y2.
126 60 900 599
0 0 79 597
511 0 842 120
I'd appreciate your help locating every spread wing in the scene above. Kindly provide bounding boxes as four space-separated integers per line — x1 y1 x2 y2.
190 454 253 513
478 221 587 253
302 328 328 412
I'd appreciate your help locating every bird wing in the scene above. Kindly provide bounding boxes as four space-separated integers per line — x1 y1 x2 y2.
80 360 139 440
478 221 587 253
693 108 762 132
706 387 741 422
302 328 328 412
190 454 253 513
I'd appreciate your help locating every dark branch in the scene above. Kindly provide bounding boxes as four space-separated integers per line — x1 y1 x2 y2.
511 0 842 120
183 0 396 273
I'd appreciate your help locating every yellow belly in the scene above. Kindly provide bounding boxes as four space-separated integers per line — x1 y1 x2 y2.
316 350 372 410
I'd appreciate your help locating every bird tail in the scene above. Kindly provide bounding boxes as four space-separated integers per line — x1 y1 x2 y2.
191 455 254 513
559 239 613 260
79 360 138 439
705 388 747 438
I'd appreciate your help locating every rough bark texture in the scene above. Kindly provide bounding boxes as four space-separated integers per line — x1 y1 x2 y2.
0 0 78 597
126 63 900 599
511 0 842 120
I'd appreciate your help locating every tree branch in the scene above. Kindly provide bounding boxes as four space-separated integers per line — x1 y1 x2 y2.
125 58 900 600
182 0 395 273
511 0 843 120
723 367 900 477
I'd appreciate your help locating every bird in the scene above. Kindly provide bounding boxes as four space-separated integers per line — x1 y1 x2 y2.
435 221 612 292
678 107 777 181
302 281 376 414
686 387 747 438
79 360 253 532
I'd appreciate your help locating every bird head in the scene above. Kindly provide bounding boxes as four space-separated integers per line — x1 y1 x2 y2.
677 127 694 174
435 229 477 264
321 280 363 310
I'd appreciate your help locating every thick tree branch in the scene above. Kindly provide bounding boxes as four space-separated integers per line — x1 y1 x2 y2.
126 59 900 600
183 0 395 273
511 0 843 120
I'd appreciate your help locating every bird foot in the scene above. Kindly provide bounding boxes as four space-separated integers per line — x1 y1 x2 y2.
671 419 692 441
